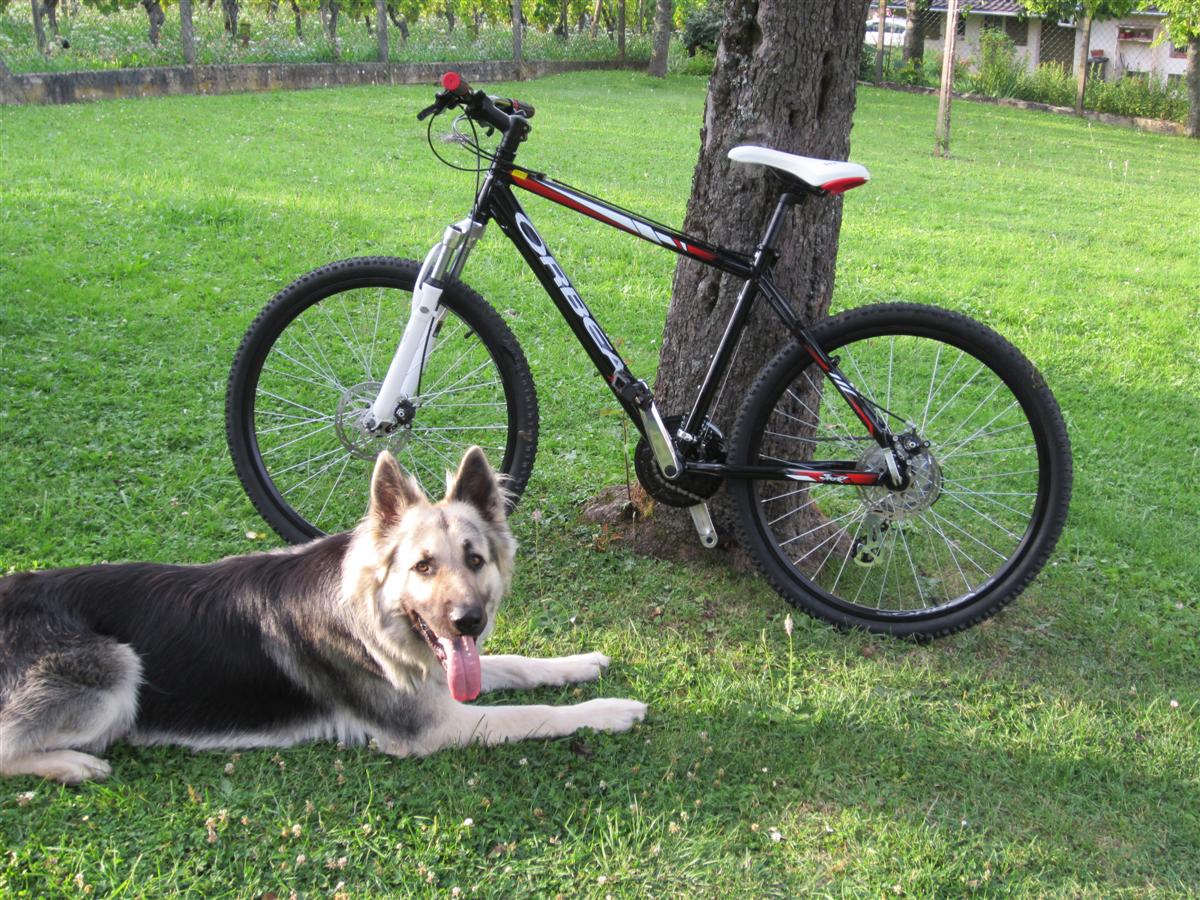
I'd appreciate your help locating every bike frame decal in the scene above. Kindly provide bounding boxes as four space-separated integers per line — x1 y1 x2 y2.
503 167 752 275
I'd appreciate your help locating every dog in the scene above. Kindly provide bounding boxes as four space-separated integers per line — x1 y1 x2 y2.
0 447 646 784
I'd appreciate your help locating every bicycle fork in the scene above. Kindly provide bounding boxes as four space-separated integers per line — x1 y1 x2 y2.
365 217 486 432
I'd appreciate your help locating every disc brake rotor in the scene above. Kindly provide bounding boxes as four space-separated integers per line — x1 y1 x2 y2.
335 381 412 460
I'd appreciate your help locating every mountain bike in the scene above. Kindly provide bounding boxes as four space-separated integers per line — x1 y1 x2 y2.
226 73 1072 638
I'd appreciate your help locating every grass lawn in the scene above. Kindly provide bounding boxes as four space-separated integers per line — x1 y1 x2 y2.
1 72 1198 895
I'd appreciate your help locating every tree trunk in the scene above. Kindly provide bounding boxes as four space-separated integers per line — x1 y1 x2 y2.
647 0 671 76
291 0 303 39
327 0 340 57
44 0 59 38
1186 36 1198 139
387 5 408 39
651 0 870 548
512 0 522 70
180 0 196 63
590 0 602 38
617 0 625 57
222 0 238 37
445 2 455 32
142 0 166 45
556 0 566 38
1074 12 1093 115
30 0 47 53
374 0 387 60
267 0 277 21
902 0 924 63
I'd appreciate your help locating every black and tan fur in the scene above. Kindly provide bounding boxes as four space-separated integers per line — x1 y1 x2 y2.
0 448 646 784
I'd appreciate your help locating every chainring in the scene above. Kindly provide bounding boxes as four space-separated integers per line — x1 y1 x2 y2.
633 415 724 508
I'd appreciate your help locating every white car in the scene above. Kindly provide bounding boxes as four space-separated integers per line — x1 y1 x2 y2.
864 18 907 48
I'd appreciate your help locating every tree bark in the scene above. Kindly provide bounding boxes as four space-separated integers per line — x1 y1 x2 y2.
1074 12 1093 115
267 0 277 21
590 0 602 38
651 0 870 548
142 0 166 45
647 0 671 76
1187 36 1198 139
291 0 303 39
180 0 196 63
902 0 924 63
31 0 47 53
374 0 388 60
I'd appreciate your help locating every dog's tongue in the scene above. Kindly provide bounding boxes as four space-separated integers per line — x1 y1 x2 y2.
438 635 481 702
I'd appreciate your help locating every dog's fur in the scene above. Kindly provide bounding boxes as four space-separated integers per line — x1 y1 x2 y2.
0 448 646 784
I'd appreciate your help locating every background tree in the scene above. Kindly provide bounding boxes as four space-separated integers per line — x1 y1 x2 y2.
1023 0 1137 113
180 0 196 62
650 0 870 545
647 0 669 75
30 0 48 52
1145 0 1200 137
903 0 927 63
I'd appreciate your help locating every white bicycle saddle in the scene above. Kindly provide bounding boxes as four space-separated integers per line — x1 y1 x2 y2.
728 145 870 194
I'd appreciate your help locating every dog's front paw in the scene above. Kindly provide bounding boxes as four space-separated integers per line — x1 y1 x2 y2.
31 751 112 785
576 697 647 733
554 651 611 685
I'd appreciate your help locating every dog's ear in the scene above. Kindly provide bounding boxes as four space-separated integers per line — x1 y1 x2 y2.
369 451 423 530
447 446 505 525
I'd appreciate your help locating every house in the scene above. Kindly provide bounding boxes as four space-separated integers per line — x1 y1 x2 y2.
905 1 1189 84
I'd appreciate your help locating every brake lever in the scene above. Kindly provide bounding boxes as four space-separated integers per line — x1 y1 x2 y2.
417 92 453 121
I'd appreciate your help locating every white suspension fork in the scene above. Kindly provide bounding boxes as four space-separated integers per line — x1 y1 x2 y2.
367 217 485 430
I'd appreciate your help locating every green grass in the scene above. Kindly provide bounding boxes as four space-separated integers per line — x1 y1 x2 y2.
1 72 1198 895
0 6 653 72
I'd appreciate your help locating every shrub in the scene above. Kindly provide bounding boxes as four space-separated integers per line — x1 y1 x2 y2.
1085 73 1188 122
681 3 721 56
1014 62 1075 107
967 28 1025 98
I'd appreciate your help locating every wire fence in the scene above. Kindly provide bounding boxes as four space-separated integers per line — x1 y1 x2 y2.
865 6 1192 127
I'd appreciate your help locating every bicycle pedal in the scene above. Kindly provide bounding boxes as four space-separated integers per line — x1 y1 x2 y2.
688 503 718 549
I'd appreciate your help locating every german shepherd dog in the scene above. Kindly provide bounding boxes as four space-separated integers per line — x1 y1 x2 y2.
0 448 646 784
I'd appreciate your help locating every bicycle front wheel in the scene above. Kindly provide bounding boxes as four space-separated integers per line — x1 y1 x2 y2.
226 257 538 544
729 303 1071 638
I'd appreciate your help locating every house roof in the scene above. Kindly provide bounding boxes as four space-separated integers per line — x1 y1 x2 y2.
923 1 1164 16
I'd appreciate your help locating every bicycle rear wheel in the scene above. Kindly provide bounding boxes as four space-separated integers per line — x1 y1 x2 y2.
728 303 1071 638
226 257 538 544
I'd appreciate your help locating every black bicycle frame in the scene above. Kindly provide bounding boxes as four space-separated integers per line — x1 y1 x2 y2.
466 134 892 488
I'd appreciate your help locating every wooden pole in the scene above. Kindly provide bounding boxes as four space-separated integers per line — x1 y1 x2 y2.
874 0 886 83
512 0 522 74
1074 12 1093 115
935 0 958 157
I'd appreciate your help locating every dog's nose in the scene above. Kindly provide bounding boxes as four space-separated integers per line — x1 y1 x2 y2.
450 605 487 637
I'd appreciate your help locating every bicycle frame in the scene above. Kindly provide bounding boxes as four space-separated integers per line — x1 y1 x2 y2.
370 119 897 505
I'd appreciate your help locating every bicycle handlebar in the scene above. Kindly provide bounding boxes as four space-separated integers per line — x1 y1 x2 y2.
416 71 535 133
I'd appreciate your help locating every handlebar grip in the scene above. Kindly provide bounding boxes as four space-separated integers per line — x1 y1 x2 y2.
441 71 472 98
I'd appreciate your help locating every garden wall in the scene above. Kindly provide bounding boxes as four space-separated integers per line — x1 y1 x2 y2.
0 57 641 105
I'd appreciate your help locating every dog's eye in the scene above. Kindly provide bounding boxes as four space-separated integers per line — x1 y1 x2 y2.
413 559 433 575
466 553 485 571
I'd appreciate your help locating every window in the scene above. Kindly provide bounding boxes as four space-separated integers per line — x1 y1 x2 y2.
1005 17 1028 47
1170 42 1187 60
981 15 1003 33
956 12 966 37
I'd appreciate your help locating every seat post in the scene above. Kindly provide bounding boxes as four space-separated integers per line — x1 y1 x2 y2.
753 190 802 275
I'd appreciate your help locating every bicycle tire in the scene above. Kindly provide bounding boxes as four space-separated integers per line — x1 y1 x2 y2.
728 303 1072 638
226 257 539 544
